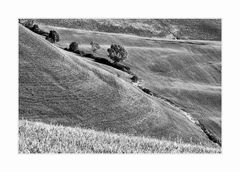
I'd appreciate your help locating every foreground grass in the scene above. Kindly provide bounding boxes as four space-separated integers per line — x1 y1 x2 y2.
19 120 221 153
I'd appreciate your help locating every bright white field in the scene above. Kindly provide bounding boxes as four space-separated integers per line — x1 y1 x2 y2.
19 120 220 153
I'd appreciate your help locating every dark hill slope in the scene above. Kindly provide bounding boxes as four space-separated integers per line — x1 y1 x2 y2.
36 24 221 143
19 25 212 144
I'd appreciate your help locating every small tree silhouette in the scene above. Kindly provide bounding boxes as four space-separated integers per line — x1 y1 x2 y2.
131 75 139 83
31 24 40 33
46 30 60 43
90 41 100 53
107 44 128 64
20 19 34 29
69 42 79 52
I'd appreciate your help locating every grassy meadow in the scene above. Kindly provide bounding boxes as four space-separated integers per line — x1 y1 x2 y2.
19 19 221 153
35 19 221 41
19 120 220 153
38 24 221 143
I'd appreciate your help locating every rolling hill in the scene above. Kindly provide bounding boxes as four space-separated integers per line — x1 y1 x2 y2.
35 19 221 41
38 23 221 144
19 19 221 152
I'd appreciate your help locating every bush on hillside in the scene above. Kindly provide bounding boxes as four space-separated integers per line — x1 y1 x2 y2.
69 42 79 52
113 63 132 74
20 20 49 37
131 75 139 83
83 53 94 58
139 87 153 96
20 19 34 29
30 24 49 37
107 44 128 64
75 50 86 56
32 24 41 33
46 30 60 43
90 41 101 53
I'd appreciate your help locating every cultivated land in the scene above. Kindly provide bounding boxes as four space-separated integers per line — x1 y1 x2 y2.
19 20 221 153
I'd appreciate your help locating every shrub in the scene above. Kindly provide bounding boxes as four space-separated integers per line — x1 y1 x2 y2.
83 53 94 58
140 87 153 96
20 19 34 29
107 44 128 64
75 50 86 56
131 75 139 82
30 24 49 37
90 41 100 53
46 30 60 43
69 42 79 52
32 24 40 33
113 63 132 74
94 57 112 65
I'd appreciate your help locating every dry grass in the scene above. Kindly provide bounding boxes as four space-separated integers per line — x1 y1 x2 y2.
35 19 221 41
36 24 221 142
19 22 221 148
19 120 220 153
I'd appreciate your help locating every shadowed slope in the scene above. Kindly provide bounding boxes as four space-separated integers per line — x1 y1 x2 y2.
19 25 214 144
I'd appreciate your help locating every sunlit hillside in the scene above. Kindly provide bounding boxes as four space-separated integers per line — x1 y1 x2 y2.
39 23 221 144
19 19 221 153
35 19 221 40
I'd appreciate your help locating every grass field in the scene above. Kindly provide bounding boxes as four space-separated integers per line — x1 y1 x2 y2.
38 24 221 143
35 19 221 41
19 19 221 153
19 120 220 153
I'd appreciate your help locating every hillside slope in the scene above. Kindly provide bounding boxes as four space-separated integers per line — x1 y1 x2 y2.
19 25 214 145
35 24 221 144
34 19 221 41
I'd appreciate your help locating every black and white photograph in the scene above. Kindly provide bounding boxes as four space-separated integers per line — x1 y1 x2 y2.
18 19 221 153
1 0 240 171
